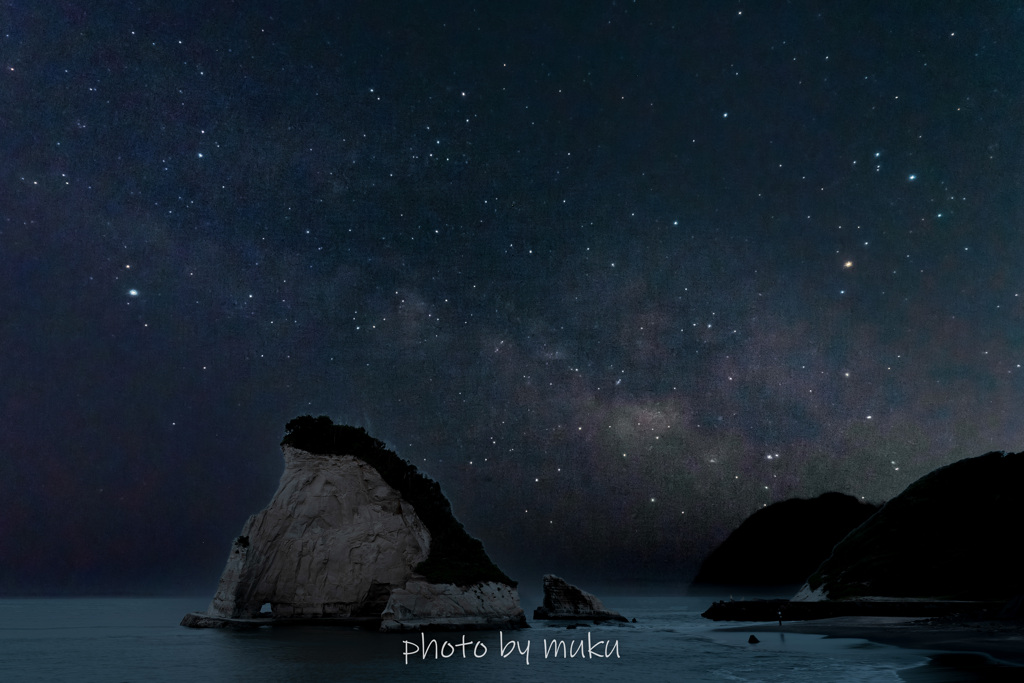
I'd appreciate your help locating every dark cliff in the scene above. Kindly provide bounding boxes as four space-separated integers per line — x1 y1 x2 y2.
803 451 1024 600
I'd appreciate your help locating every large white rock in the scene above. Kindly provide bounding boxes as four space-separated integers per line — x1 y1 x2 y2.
189 442 525 631
208 446 431 619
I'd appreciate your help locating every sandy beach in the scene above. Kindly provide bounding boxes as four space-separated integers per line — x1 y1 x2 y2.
717 616 1024 678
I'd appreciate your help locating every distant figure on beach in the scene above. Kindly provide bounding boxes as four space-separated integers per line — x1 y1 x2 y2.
777 609 782 626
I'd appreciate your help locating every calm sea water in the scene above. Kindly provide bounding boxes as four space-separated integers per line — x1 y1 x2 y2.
0 594 986 682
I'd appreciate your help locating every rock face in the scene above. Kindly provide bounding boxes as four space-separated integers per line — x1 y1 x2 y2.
533 575 627 622
205 447 430 620
184 416 526 631
380 580 526 632
795 451 1024 602
692 492 879 587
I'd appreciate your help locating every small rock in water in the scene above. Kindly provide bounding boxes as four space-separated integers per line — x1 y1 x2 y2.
748 635 760 644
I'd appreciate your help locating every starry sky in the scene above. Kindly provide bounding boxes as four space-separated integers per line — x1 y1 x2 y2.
3 1 1024 595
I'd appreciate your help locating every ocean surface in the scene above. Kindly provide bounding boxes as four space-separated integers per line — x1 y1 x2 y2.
0 594 1002 682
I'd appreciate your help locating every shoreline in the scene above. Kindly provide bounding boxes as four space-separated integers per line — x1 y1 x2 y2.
714 616 1024 667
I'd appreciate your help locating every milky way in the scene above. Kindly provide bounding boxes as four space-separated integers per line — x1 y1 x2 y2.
2 2 1023 593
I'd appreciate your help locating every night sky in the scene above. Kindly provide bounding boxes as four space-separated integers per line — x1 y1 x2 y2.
3 1 1024 596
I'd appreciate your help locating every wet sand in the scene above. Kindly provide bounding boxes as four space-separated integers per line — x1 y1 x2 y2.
717 616 1024 678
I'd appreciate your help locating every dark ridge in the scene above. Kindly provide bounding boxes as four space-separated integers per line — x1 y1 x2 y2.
692 492 880 586
807 451 1024 600
280 415 515 588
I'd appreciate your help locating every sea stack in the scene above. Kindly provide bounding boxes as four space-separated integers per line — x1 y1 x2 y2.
533 575 628 622
182 416 526 631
